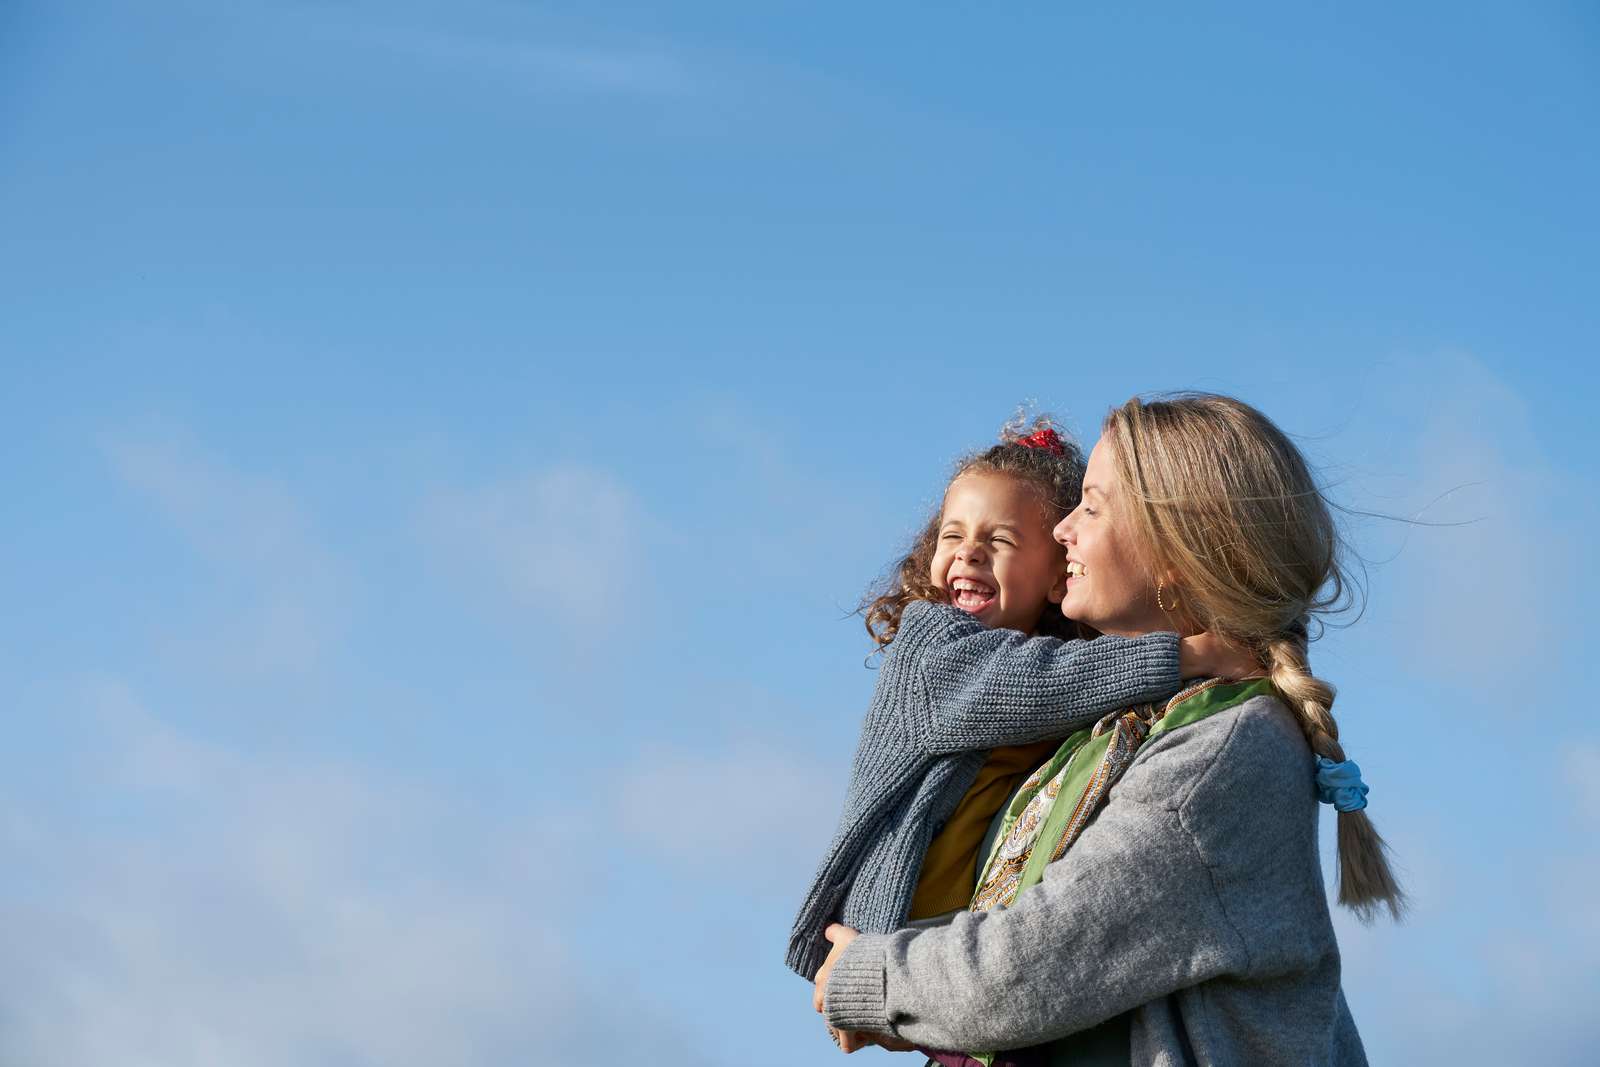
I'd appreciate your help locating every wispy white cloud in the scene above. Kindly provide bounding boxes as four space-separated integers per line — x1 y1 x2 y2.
1549 744 1600 946
612 738 841 892
1342 351 1588 686
109 437 318 567
107 436 347 675
0 680 697 1067
1330 774 1600 1067
419 463 645 635
1334 870 1600 1064
1564 742 1600 826
1319 354 1600 1062
259 0 701 100
366 24 697 97
688 395 901 604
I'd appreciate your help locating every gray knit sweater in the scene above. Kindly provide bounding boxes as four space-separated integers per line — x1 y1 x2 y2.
786 601 1180 980
824 694 1368 1065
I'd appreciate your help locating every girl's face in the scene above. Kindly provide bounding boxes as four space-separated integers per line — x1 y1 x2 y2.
1053 440 1172 638
929 471 1068 634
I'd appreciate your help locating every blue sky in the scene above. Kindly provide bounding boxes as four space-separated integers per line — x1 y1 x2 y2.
2 1 1597 1064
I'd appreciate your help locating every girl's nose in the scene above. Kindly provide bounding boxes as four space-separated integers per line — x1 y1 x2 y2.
957 540 987 563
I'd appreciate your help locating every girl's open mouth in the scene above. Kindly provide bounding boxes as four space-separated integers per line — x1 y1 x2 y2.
950 577 997 615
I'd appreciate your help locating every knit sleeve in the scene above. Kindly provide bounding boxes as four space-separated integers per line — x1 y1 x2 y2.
903 602 1180 755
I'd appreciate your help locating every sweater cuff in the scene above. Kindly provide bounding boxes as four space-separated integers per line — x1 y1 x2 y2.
1145 631 1182 694
824 934 893 1033
898 599 982 640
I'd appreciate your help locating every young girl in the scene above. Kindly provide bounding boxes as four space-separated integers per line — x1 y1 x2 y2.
787 416 1244 986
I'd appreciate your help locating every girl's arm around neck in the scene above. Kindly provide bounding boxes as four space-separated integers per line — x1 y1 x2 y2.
902 602 1180 755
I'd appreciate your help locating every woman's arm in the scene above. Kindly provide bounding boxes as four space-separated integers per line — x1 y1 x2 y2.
822 791 1241 1049
823 698 1318 1051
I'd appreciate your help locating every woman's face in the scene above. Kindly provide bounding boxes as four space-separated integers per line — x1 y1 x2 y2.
1053 439 1171 638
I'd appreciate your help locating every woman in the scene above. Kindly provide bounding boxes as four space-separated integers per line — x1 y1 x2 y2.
814 393 1401 1065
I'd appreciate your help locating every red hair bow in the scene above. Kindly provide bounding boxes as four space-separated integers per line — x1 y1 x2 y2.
1016 428 1066 455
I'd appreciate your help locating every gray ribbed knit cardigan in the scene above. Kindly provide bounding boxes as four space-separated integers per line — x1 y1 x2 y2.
786 601 1180 979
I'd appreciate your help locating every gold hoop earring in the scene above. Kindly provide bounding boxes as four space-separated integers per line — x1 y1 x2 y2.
1156 582 1178 613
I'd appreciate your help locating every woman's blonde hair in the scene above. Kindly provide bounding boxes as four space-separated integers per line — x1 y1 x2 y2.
1102 392 1404 921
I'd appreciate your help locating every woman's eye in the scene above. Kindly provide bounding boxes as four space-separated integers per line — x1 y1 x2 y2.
991 537 1014 547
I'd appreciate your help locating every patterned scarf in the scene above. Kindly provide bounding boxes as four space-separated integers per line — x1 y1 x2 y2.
970 679 1225 913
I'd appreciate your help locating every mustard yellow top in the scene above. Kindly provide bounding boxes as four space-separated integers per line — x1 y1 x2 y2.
907 738 1061 919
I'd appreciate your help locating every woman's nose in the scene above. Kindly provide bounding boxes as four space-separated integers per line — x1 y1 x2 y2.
1054 513 1074 546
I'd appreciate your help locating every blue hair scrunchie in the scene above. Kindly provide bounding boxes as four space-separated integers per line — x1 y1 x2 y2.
1314 756 1369 813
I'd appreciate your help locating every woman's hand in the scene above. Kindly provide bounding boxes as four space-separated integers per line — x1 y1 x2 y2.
1179 631 1260 681
834 1029 918 1054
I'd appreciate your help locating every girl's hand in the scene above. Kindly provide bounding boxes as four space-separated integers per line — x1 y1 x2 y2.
1179 632 1259 681
812 923 861 1012
816 925 915 1054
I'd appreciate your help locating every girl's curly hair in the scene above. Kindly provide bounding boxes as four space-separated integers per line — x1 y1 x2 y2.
861 413 1089 648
